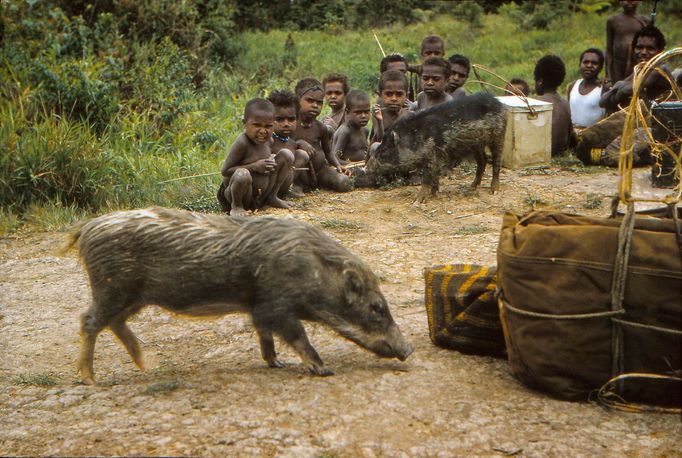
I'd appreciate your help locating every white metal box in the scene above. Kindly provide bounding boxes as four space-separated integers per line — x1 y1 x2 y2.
496 96 553 169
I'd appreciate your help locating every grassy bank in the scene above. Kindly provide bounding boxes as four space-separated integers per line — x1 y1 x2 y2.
1 9 681 234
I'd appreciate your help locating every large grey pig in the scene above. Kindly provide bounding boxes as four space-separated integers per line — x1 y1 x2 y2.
366 92 507 203
64 207 413 384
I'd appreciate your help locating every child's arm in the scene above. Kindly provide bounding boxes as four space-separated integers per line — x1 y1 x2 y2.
371 104 384 143
221 137 274 179
321 123 344 171
331 125 350 163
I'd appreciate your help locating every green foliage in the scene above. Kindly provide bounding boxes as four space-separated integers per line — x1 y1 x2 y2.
11 373 59 387
499 1 573 30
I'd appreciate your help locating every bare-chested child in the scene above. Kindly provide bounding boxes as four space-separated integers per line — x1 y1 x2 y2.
293 78 352 192
374 70 411 138
446 54 470 99
408 35 446 97
320 73 350 131
417 57 452 111
534 55 573 156
331 90 382 163
267 89 313 198
218 98 293 216
606 0 649 83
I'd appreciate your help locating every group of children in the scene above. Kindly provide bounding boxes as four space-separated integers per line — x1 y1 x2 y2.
219 0 677 215
218 34 474 216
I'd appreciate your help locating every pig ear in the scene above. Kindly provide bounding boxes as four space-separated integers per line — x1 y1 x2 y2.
343 263 365 306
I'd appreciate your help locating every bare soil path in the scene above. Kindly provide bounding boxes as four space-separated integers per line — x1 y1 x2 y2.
1 165 680 457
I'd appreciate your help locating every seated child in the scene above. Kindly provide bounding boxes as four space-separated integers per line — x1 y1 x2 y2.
217 98 293 216
380 53 409 74
417 57 452 110
374 69 411 141
293 78 352 192
446 54 470 99
408 35 446 99
267 89 313 197
331 90 381 163
534 55 573 155
320 73 349 131
505 78 530 97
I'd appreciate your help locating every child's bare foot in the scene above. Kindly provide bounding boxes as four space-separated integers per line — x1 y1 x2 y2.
266 196 291 209
230 206 248 217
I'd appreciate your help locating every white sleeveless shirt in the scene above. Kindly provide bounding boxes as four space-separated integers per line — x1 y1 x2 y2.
569 80 605 128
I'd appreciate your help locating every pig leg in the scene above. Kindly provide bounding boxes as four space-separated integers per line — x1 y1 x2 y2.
274 318 333 376
109 313 145 370
255 327 286 368
489 139 503 194
78 304 116 385
471 145 486 189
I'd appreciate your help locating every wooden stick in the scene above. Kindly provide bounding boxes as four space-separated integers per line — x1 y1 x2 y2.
158 172 221 184
372 30 386 58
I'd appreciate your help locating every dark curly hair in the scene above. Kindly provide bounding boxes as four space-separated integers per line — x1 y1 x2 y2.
534 55 566 91
423 57 451 78
579 47 604 68
322 73 350 95
448 54 470 73
631 25 666 53
267 89 299 113
295 78 323 99
243 98 274 119
380 53 408 73
379 69 408 92
344 89 370 112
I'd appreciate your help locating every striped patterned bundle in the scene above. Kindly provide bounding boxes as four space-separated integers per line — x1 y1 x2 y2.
424 264 505 357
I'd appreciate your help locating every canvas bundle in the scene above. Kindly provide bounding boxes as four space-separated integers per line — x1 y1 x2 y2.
497 209 682 404
424 264 505 357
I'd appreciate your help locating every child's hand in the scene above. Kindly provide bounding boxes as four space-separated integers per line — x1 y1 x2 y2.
372 104 383 122
336 165 351 176
296 140 316 158
253 157 276 174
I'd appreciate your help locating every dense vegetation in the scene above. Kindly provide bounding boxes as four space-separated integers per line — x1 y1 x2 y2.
1 0 681 233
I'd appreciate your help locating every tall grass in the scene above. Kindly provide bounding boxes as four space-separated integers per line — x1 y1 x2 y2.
1 10 681 234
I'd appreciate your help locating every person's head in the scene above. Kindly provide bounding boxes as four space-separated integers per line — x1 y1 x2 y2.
578 48 604 81
631 25 666 65
447 54 470 92
422 57 451 96
295 78 324 120
322 73 350 112
380 53 409 74
620 0 640 14
267 90 299 138
344 90 371 127
533 55 566 95
506 78 529 96
243 98 275 144
378 70 408 114
420 35 445 61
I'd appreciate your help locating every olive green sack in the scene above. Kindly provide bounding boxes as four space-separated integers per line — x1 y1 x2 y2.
497 210 682 402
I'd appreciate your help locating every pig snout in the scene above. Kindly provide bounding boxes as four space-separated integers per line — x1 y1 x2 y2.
369 324 413 361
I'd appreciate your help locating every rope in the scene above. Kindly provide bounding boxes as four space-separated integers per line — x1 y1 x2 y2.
595 373 682 414
501 300 625 320
611 318 682 335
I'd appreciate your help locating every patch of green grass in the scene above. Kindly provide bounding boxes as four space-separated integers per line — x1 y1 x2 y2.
22 201 89 232
524 192 545 209
11 373 59 387
144 380 181 394
0 208 22 235
583 193 603 209
455 224 490 235
319 219 364 231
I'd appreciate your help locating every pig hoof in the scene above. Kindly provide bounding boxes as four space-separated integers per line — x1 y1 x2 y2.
309 366 334 377
268 360 286 369
81 377 96 386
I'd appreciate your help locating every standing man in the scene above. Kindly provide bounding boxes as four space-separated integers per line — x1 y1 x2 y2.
606 0 649 83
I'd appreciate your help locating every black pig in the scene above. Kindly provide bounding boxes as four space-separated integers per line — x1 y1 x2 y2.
64 207 413 384
366 92 507 202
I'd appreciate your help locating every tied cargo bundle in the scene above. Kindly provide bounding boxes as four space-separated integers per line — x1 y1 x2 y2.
424 264 505 358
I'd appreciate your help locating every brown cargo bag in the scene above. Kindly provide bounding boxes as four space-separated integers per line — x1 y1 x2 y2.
497 210 682 404
424 264 505 357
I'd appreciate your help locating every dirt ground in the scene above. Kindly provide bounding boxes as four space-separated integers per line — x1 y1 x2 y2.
1 164 680 457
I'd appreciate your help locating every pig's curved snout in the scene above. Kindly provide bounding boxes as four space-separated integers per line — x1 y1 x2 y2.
396 342 414 361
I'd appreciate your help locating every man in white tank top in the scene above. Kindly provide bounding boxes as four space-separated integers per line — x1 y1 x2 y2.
567 48 606 129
